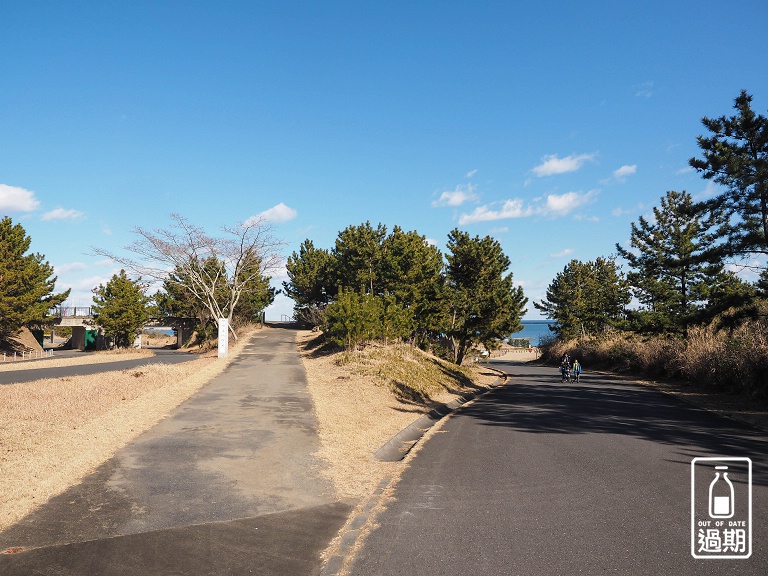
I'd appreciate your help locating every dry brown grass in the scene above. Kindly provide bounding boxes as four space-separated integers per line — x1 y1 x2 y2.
298 331 500 501
0 333 253 532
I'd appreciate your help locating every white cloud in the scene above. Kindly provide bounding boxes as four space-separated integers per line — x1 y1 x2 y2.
466 169 478 178
538 190 599 217
458 199 532 225
550 248 574 258
252 202 298 224
41 207 86 221
425 238 438 246
0 184 40 212
458 190 598 225
488 226 509 235
55 262 87 274
532 153 595 177
432 183 478 207
70 275 111 292
613 165 637 179
676 165 694 175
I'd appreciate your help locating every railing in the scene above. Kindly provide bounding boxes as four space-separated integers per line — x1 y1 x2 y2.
51 306 93 317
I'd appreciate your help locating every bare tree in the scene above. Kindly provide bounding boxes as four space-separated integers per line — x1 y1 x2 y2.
93 214 284 340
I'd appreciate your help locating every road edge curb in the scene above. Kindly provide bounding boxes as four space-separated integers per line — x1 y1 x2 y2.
371 371 508 462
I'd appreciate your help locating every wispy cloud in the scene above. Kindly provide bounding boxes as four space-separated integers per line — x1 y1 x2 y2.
458 190 598 225
634 81 654 98
0 184 40 212
55 262 87 274
532 153 595 177
612 205 642 217
252 202 298 224
41 207 86 221
432 183 478 207
550 248 574 258
466 169 478 178
458 199 532 225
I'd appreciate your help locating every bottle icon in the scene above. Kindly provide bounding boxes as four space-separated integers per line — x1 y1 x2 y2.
709 465 735 518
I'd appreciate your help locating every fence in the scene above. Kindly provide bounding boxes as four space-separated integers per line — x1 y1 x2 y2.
2 349 55 362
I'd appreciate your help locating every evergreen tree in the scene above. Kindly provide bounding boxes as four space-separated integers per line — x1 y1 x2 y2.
379 226 444 341
690 90 768 258
282 240 333 325
0 217 69 339
444 229 527 364
615 191 727 334
331 222 388 295
535 258 630 339
323 289 382 349
92 270 152 348
757 269 768 299
232 252 276 323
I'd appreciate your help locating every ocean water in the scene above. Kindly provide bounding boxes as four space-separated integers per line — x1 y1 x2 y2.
509 320 555 346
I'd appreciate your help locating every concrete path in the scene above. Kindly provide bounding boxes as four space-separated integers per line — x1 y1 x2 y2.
0 325 352 575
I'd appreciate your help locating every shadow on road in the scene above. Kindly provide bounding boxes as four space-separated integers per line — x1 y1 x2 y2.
465 369 768 486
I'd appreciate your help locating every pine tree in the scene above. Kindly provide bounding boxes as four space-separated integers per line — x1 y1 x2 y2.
92 270 152 348
690 90 768 258
615 191 727 334
0 217 69 339
282 240 333 325
331 221 388 295
445 229 527 364
534 258 630 339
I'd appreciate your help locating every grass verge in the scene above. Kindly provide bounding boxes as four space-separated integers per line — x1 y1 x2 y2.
297 330 501 501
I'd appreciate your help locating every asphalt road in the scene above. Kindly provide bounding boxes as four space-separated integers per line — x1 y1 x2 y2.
349 361 768 575
0 349 199 385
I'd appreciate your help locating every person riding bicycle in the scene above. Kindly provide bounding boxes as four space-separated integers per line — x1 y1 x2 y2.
572 359 582 383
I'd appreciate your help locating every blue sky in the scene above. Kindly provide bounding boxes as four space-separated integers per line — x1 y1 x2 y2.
2 1 767 320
